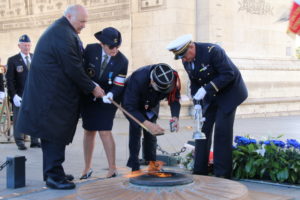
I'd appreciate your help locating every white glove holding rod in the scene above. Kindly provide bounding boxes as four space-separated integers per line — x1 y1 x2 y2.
193 87 206 100
13 94 22 107
102 92 113 104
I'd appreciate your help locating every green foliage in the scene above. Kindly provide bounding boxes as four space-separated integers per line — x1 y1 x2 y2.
180 151 194 171
181 136 300 185
232 136 300 184
232 143 262 179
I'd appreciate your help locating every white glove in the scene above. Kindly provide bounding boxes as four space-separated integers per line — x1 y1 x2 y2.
193 87 206 100
0 91 5 103
13 94 22 107
102 92 113 104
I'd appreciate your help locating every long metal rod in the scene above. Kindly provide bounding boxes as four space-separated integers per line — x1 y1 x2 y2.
108 98 150 132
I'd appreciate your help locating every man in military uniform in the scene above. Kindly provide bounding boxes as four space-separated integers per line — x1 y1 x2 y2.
123 63 181 172
6 35 40 150
167 35 248 178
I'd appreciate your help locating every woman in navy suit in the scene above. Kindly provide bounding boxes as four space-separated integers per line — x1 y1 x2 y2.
80 27 128 179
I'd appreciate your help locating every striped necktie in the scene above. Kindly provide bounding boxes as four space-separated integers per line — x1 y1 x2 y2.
99 55 108 79
25 56 30 70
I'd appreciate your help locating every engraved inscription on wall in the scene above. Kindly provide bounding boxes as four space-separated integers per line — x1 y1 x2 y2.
139 0 166 12
0 0 130 32
238 0 273 16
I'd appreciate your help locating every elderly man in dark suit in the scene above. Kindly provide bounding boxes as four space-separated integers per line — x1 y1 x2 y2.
167 34 248 179
16 5 104 189
6 35 40 150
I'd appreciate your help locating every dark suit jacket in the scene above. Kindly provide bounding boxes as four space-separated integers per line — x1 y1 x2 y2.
183 43 248 113
17 16 95 144
6 53 32 98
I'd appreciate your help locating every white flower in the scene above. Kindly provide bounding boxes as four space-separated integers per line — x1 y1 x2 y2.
256 147 265 156
187 160 194 171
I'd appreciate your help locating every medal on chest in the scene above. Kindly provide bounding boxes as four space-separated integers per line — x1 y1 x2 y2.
108 72 113 85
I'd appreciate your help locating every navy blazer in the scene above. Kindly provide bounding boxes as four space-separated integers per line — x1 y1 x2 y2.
83 43 128 102
123 65 181 123
6 53 32 98
183 43 248 113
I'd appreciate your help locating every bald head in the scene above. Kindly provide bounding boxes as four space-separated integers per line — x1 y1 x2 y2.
64 5 88 34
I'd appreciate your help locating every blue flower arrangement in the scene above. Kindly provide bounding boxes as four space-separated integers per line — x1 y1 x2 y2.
233 136 300 184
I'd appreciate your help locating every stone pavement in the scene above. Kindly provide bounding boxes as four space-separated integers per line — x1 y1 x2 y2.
0 115 300 200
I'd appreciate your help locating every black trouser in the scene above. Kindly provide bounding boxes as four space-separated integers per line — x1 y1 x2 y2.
41 139 67 181
127 118 157 171
13 105 39 145
193 102 236 178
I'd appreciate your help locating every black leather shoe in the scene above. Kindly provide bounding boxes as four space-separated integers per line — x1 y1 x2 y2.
80 169 93 180
46 177 75 190
65 174 74 181
17 143 27 150
30 142 41 148
106 172 117 178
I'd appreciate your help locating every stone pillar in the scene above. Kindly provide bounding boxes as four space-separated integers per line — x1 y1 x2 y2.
130 0 196 91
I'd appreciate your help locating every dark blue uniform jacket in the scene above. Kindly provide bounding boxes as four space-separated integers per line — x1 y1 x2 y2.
123 65 180 123
184 43 248 113
83 43 128 102
6 53 32 99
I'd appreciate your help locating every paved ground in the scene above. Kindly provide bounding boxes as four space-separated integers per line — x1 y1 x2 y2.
0 115 300 199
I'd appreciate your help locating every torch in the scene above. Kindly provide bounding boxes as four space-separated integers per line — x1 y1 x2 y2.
193 103 206 140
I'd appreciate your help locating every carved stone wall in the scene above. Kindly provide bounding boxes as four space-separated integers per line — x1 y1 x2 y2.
0 0 131 64
196 0 295 59
0 0 299 118
0 0 129 31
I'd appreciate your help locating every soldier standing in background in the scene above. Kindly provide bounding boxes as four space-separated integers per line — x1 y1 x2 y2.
6 35 41 150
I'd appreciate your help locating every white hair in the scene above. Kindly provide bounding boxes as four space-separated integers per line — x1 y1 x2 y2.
64 4 82 17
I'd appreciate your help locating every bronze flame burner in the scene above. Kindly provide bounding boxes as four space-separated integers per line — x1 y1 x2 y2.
129 171 194 186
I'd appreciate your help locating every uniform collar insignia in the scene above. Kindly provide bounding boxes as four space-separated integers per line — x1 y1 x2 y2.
208 46 215 53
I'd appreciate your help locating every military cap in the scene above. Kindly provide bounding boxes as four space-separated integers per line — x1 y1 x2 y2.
166 34 192 59
19 34 31 43
94 27 122 48
151 63 175 93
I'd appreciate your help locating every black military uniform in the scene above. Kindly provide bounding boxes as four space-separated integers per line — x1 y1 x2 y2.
81 27 128 130
6 34 40 150
167 35 248 178
123 64 181 171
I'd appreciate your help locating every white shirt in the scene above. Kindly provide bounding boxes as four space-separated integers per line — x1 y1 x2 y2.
20 52 31 64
